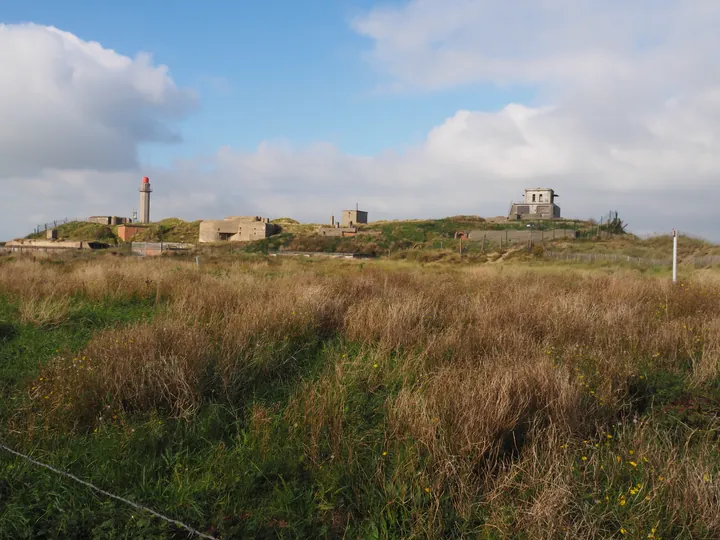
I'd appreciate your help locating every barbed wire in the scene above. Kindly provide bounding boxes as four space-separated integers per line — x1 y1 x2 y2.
0 440 218 540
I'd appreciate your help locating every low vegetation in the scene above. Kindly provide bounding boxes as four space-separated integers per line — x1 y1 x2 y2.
21 216 600 255
1 255 720 538
26 221 118 244
129 218 203 243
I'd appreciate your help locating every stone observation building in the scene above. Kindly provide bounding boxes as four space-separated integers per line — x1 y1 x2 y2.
341 208 368 227
198 216 279 243
508 188 561 220
319 206 368 237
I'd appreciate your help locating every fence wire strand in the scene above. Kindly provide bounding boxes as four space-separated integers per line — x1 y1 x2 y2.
0 441 218 540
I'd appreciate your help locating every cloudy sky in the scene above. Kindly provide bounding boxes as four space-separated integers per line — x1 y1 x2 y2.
1 0 719 241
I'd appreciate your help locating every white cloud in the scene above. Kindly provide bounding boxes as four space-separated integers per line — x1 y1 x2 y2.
0 24 195 177
351 0 720 94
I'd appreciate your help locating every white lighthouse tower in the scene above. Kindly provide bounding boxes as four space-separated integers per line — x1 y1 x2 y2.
139 176 152 223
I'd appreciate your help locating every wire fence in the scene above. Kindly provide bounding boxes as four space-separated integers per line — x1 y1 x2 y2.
544 251 672 266
0 440 217 539
544 251 720 268
32 218 72 235
690 255 720 268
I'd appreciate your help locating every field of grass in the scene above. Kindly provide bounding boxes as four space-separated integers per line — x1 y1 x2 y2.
2 255 720 538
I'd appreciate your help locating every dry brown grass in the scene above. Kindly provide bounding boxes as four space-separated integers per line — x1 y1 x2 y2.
18 292 71 329
5 257 720 536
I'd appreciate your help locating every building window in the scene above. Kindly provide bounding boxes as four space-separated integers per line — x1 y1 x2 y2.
539 194 543 202
532 194 536 202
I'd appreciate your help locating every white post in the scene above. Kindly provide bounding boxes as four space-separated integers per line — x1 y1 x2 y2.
195 256 200 268
672 229 678 283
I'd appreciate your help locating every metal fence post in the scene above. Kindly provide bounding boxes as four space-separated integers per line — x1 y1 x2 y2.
672 230 678 283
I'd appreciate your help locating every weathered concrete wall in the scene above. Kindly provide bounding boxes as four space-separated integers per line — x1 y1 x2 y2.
131 242 194 257
3 239 109 253
88 216 130 225
270 251 374 259
7 240 83 249
88 216 111 225
199 216 277 243
508 203 561 220
318 227 357 237
468 229 578 243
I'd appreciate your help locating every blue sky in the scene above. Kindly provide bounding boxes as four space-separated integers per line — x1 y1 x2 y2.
2 0 720 241
1 0 532 165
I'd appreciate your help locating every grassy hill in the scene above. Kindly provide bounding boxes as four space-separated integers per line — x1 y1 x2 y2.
128 218 202 243
25 221 119 244
22 215 714 266
23 219 201 244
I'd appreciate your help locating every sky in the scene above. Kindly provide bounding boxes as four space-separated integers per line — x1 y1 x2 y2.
1 0 720 241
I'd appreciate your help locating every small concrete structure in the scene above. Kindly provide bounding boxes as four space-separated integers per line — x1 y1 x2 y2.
198 216 279 243
131 242 194 257
117 224 147 242
46 229 58 240
341 209 368 227
319 227 358 237
3 239 109 253
508 188 561 220
88 216 131 226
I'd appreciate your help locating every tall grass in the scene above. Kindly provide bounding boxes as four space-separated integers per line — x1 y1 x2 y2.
3 257 720 537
